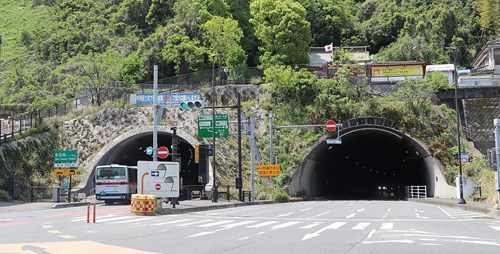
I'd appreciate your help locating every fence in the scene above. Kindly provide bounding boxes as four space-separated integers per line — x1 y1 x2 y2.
406 185 427 199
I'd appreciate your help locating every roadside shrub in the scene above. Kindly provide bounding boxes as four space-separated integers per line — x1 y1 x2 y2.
273 191 290 201
0 190 12 201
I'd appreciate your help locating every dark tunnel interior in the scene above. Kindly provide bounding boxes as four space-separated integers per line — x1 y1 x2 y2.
307 128 429 200
95 132 200 188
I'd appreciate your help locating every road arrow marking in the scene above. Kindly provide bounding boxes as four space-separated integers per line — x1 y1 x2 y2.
346 213 356 219
301 222 346 241
300 208 312 212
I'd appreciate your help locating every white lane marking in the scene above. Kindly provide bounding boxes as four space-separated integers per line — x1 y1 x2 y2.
42 225 52 229
198 220 234 227
489 226 500 231
346 213 356 219
380 223 393 230
352 223 370 230
357 208 365 212
308 211 331 219
72 214 114 222
437 207 455 218
110 217 154 224
238 237 250 241
48 230 60 234
0 219 13 222
300 222 322 229
94 216 135 223
59 235 75 239
363 240 414 244
186 228 228 238
177 219 213 226
382 208 391 219
205 210 239 216
152 219 192 226
416 213 429 219
300 208 312 212
271 221 301 230
366 229 376 239
222 221 256 228
456 240 500 246
256 231 266 235
246 221 278 228
302 222 346 241
277 212 295 217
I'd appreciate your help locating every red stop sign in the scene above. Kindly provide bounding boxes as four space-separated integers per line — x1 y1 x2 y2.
155 183 161 190
326 120 337 132
158 146 169 159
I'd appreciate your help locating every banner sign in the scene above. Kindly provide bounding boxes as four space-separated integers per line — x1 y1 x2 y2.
131 93 202 105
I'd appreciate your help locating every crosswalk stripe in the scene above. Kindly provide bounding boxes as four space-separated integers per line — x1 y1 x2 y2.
152 219 192 226
177 219 213 226
380 223 393 230
222 221 257 228
271 221 301 230
72 214 114 222
111 217 154 224
300 222 322 229
95 216 135 222
246 221 278 228
352 223 370 230
198 220 234 227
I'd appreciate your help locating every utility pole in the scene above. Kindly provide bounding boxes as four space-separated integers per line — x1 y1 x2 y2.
153 65 158 162
495 119 500 208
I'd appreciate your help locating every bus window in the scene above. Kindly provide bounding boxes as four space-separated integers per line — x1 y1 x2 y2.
96 167 126 180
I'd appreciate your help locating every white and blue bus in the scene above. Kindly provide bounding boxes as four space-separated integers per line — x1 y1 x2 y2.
95 164 137 205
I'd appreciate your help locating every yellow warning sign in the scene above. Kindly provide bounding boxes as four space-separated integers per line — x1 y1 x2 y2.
53 168 78 176
258 164 280 176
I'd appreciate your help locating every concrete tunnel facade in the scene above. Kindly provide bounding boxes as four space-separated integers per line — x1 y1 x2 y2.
80 119 455 200
289 118 455 199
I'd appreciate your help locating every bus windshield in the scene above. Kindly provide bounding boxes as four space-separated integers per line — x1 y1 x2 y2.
96 167 127 180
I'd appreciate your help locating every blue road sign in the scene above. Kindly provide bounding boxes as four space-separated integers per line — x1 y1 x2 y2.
146 146 153 156
151 171 160 177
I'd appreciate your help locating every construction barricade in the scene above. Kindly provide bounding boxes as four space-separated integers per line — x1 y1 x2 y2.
130 194 156 215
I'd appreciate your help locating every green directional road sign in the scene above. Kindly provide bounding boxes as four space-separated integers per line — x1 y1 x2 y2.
198 114 229 138
54 150 78 168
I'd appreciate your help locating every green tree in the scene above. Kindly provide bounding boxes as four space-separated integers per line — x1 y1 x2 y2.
250 0 312 69
65 49 124 106
202 16 247 73
162 24 205 75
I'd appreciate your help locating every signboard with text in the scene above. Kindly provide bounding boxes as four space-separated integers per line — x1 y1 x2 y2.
198 114 229 138
258 164 281 176
54 150 78 168
137 161 180 198
131 93 202 105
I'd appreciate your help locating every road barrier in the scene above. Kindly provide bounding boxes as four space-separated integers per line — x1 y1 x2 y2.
87 204 96 223
407 185 427 199
130 194 156 215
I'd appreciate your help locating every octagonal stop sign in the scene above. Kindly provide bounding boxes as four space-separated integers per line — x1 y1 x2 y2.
326 120 337 132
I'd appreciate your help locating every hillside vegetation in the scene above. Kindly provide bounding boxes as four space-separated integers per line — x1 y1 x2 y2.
0 0 498 202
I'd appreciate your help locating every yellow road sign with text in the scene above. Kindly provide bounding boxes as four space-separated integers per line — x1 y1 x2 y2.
53 168 78 176
258 164 280 176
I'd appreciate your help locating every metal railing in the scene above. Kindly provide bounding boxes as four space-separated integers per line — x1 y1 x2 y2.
406 185 427 199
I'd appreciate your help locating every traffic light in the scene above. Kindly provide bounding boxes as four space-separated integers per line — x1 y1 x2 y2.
180 100 205 110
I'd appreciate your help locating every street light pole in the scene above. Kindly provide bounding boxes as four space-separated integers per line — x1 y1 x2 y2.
211 53 221 203
448 46 466 204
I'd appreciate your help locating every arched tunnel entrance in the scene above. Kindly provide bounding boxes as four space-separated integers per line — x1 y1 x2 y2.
290 119 437 200
89 130 208 199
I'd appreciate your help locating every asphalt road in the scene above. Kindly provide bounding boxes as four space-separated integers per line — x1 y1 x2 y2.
1 200 500 253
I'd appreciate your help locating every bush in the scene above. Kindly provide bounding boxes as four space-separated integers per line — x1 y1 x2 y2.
273 191 290 201
0 190 12 201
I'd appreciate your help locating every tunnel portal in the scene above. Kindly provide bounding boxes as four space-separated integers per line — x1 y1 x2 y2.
291 120 434 200
93 131 205 196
